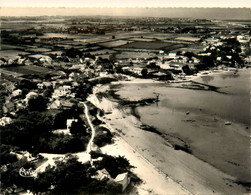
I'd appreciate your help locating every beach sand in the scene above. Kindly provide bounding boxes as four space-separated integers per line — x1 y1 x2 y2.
87 77 249 194
101 107 248 194
101 136 191 194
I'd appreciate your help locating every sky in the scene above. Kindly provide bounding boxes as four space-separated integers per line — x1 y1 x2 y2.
1 0 251 8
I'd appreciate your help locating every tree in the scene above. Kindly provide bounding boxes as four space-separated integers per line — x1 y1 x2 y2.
65 47 83 58
141 68 148 78
201 56 215 67
0 144 18 165
70 121 87 136
28 95 47 111
184 51 195 59
95 155 131 178
17 79 37 90
54 107 82 129
176 51 182 56
182 65 193 75
43 88 53 98
33 157 93 194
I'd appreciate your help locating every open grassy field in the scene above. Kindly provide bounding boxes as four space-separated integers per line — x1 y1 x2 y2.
119 41 174 50
0 50 30 59
98 40 132 48
116 51 157 59
169 45 204 54
2 65 51 75
128 38 156 42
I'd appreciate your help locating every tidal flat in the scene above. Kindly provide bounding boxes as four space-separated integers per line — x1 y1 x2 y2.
101 69 250 193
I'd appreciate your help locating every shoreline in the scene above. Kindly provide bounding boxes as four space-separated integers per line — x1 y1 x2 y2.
89 95 249 194
87 68 250 194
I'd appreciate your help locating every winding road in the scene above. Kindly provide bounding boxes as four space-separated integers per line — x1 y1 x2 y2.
83 102 95 154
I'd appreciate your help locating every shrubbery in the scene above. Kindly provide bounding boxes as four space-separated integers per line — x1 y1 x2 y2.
28 95 47 111
94 155 132 178
1 158 36 193
0 111 89 155
0 145 18 165
31 156 126 194
93 126 113 147
53 106 83 129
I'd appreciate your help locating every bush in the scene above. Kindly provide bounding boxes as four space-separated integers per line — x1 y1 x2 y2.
94 127 113 147
0 151 18 165
90 151 105 159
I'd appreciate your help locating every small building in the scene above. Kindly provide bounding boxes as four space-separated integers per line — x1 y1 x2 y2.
167 53 177 59
25 92 38 100
3 102 15 114
92 168 111 181
49 99 61 109
61 100 74 109
0 117 12 126
66 119 78 130
52 86 71 98
114 172 130 192
2 82 15 92
37 83 43 89
197 52 212 56
11 89 22 97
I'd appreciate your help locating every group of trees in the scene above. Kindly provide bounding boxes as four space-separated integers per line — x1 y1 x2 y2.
2 155 133 194
204 37 244 67
0 106 90 155
0 111 54 153
28 95 47 112
94 155 132 178
1 158 36 194
93 126 113 147
53 105 83 129
64 47 83 58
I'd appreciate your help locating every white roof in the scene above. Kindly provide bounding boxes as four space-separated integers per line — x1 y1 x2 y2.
114 172 128 182
66 119 78 127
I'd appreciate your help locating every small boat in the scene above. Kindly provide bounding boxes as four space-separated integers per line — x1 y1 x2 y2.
224 121 232 125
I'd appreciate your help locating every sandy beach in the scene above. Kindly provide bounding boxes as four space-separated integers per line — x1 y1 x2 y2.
101 136 191 194
87 69 250 194
99 107 248 194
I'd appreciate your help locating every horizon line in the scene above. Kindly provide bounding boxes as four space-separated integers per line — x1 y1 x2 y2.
1 6 251 9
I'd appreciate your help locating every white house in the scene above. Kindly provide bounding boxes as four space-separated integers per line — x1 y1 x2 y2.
52 85 71 98
48 99 61 109
114 172 130 192
11 89 22 97
0 117 12 126
167 53 177 59
66 119 78 130
92 168 111 181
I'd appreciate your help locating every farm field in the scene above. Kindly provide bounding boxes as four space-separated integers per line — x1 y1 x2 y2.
2 65 51 75
128 38 155 42
98 40 132 47
116 51 157 59
120 41 175 49
0 50 30 59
